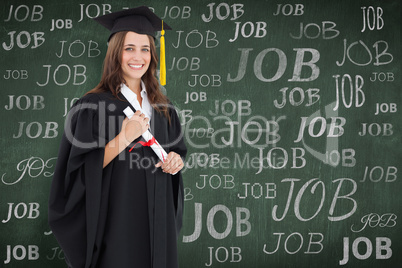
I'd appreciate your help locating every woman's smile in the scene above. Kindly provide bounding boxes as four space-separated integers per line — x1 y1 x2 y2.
121 31 151 86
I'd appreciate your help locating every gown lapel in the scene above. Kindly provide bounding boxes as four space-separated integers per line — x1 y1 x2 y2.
119 92 168 266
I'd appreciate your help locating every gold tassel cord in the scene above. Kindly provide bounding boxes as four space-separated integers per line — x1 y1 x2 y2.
160 21 166 86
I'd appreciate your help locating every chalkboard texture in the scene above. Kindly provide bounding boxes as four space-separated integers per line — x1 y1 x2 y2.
1 0 401 267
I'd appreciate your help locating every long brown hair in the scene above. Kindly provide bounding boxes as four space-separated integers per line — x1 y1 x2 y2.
86 31 170 120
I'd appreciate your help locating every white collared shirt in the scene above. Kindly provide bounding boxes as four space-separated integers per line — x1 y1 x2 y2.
120 81 152 124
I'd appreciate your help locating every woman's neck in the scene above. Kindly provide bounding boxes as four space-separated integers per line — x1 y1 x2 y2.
125 79 141 95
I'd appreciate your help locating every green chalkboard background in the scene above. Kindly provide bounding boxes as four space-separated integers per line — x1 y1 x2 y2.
0 0 401 267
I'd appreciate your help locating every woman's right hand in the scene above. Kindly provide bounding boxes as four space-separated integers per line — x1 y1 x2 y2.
119 110 149 146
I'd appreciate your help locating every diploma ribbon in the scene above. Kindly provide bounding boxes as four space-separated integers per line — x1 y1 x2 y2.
129 137 166 162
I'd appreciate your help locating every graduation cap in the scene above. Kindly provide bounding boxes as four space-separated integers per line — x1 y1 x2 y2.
93 6 171 85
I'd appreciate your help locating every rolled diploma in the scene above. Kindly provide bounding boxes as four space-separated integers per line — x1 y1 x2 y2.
123 106 168 162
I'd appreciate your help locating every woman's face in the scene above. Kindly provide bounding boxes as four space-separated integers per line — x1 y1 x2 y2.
121 31 151 85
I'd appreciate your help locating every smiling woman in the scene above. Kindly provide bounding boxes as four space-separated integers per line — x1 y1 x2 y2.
86 29 170 121
48 6 187 268
121 32 151 91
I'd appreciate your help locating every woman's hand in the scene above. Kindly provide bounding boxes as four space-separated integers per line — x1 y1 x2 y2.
119 110 149 146
155 151 184 174
103 111 149 168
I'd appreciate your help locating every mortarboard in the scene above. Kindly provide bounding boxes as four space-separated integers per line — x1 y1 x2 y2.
93 6 171 40
93 6 171 85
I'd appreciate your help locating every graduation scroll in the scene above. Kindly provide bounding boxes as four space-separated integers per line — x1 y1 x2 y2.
123 106 168 162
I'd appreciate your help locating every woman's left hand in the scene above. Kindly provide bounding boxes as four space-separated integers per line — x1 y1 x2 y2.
155 152 184 174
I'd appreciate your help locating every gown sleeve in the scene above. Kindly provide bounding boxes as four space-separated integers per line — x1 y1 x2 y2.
168 106 187 235
48 95 106 268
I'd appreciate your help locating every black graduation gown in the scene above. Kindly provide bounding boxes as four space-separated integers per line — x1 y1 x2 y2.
48 91 187 268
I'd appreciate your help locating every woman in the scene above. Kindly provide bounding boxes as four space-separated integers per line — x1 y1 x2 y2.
48 6 187 268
